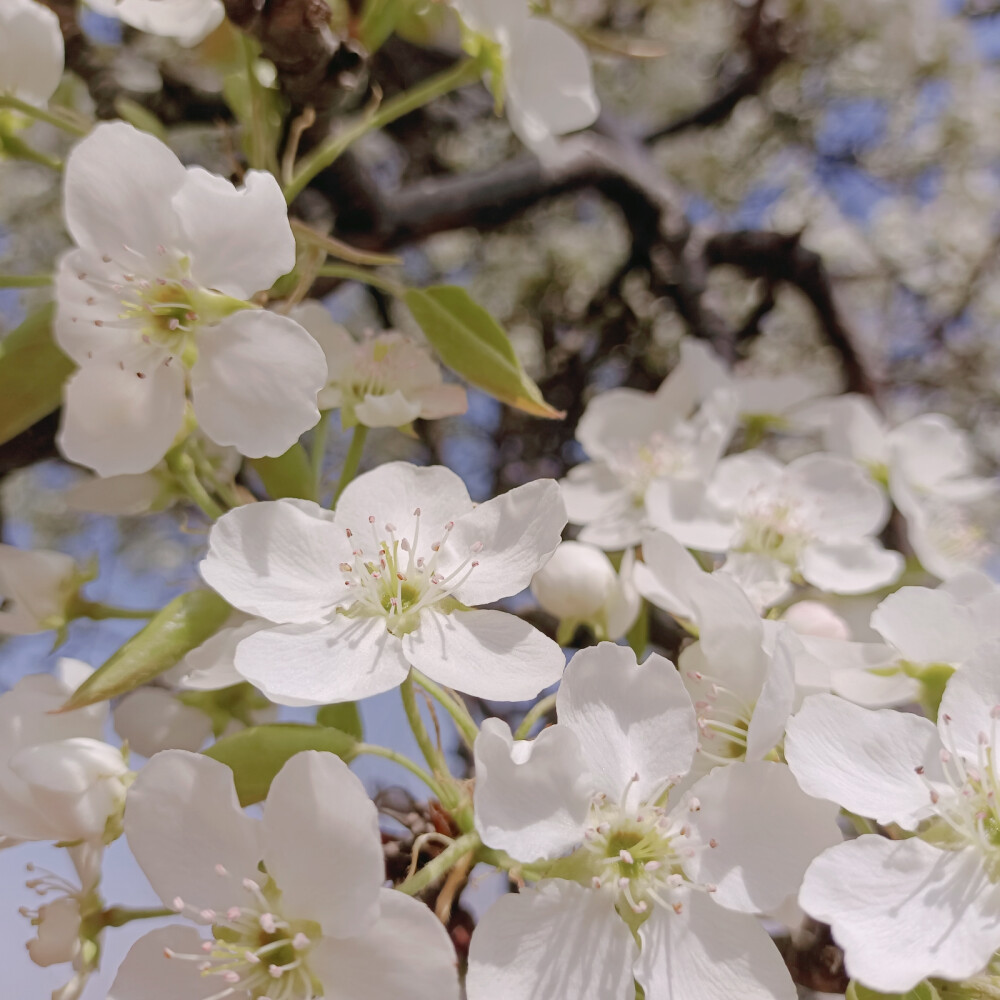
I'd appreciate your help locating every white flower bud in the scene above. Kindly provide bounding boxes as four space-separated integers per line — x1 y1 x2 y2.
782 601 851 641
113 688 213 758
0 546 83 637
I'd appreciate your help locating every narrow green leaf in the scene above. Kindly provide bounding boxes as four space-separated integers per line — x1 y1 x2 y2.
403 286 564 420
315 701 364 741
61 590 231 711
250 443 315 501
205 724 358 806
847 980 941 1000
0 304 73 446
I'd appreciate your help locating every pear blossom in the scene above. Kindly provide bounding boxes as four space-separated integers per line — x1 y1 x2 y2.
55 121 327 477
799 396 998 579
530 540 639 642
200 461 568 704
0 0 64 107
561 342 737 550
0 544 86 636
786 645 1000 992
293 300 467 428
451 0 599 149
113 688 214 757
111 749 459 1000
0 661 128 845
467 642 840 1000
83 0 225 47
647 450 904 595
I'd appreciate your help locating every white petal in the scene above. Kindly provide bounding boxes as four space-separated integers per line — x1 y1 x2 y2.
633 529 702 620
684 760 842 914
334 462 474 540
784 694 942 829
63 122 184 259
784 453 890 538
0 545 78 636
575 389 669 464
235 618 411 705
176 614 264 690
801 837 1000 993
190 311 325 458
65 471 165 516
0 0 64 106
113 688 212 756
870 586 974 664
355 390 423 427
938 638 1000 761
174 168 296 298
556 643 697 803
635 892 796 1000
745 627 797 761
466 881 636 1000
708 451 783 508
888 413 977 490
445 479 567 607
403 608 565 701
124 750 261 913
645 478 736 552
312 888 459 1000
201 499 344 624
108 926 247 1000
504 19 599 147
86 0 225 45
473 718 589 862
799 540 904 595
560 462 628 528
262 751 382 937
58 348 186 476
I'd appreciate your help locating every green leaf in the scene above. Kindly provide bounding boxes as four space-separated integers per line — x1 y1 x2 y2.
250 443 315 501
358 0 415 53
847 980 942 1000
0 304 73 446
316 701 363 741
61 590 231 711
403 286 564 419
205 724 358 806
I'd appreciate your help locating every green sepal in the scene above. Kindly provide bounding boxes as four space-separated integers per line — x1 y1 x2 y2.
403 285 563 419
0 303 74 447
204 723 359 806
178 682 274 738
250 442 316 501
61 590 232 711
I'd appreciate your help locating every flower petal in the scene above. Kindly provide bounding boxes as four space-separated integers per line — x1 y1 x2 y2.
190 311 325 459
684 760 842 914
63 122 184 259
403 608 565 701
938 638 1000 761
801 837 1000 993
784 453 890 539
201 499 344 624
262 751 382 937
58 348 186 476
473 718 589 862
355 390 423 427
124 750 261 913
311 888 460 1000
799 540 904 595
445 479 567 607
784 693 942 829
235 618 411 705
0 0 64 106
635 892 796 1000
556 643 698 803
466 881 636 1000
870 586 974 664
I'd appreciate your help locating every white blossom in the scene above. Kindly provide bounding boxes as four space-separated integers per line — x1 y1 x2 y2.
530 540 639 641
110 749 459 1000
200 462 568 704
83 0 225 47
293 300 467 428
467 642 840 1000
0 544 84 636
0 0 64 107
55 122 327 477
112 688 214 758
786 646 1000 991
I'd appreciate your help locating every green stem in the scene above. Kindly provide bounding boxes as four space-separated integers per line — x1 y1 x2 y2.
75 601 157 621
0 94 90 136
100 906 174 928
396 831 480 897
284 58 481 203
310 410 330 499
514 693 557 740
332 424 368 507
316 264 405 297
0 132 62 170
169 452 225 519
0 273 52 288
400 671 447 776
411 669 479 747
241 36 274 173
354 742 447 800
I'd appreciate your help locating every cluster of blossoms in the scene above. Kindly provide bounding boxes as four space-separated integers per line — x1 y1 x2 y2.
2 1 1000 1000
